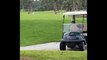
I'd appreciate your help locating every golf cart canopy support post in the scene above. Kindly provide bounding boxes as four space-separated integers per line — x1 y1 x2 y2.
72 15 75 23
62 15 65 39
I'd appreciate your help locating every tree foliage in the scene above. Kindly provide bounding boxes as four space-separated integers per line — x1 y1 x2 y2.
20 0 87 12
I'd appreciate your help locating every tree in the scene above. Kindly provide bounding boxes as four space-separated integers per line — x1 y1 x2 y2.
20 0 26 9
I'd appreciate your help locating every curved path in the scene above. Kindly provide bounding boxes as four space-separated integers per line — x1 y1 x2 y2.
20 42 87 50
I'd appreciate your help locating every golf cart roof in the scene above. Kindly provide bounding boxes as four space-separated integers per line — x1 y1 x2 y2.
63 11 87 16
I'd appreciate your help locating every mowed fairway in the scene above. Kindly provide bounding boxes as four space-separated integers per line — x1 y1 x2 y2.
20 11 87 46
20 11 63 46
20 50 87 60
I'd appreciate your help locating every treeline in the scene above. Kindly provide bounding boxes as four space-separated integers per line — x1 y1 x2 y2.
20 0 87 13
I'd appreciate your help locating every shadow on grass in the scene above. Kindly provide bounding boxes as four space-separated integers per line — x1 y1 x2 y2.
66 45 87 51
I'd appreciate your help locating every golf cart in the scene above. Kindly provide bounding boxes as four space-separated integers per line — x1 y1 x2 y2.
60 11 87 51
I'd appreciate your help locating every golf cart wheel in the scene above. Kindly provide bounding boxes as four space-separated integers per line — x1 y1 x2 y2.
78 42 85 51
60 42 66 50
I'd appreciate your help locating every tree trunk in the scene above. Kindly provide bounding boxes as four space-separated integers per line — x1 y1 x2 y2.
28 1 33 14
53 2 58 14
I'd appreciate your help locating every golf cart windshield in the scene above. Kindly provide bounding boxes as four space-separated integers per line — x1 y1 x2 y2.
70 23 81 32
63 11 87 33
63 23 83 32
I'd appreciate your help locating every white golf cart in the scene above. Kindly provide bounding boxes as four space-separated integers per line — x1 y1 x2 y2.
60 11 87 51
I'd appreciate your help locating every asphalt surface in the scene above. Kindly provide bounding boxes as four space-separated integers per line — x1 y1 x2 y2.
20 42 87 50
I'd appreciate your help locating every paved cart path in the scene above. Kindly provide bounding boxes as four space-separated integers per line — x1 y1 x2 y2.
20 42 87 50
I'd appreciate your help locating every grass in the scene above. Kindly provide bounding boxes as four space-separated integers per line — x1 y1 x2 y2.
20 11 87 46
20 50 87 60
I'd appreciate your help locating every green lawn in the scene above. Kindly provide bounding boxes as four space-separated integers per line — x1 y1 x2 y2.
20 50 87 60
20 11 87 46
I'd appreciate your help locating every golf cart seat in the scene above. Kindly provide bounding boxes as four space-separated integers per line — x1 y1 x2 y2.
83 24 87 32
